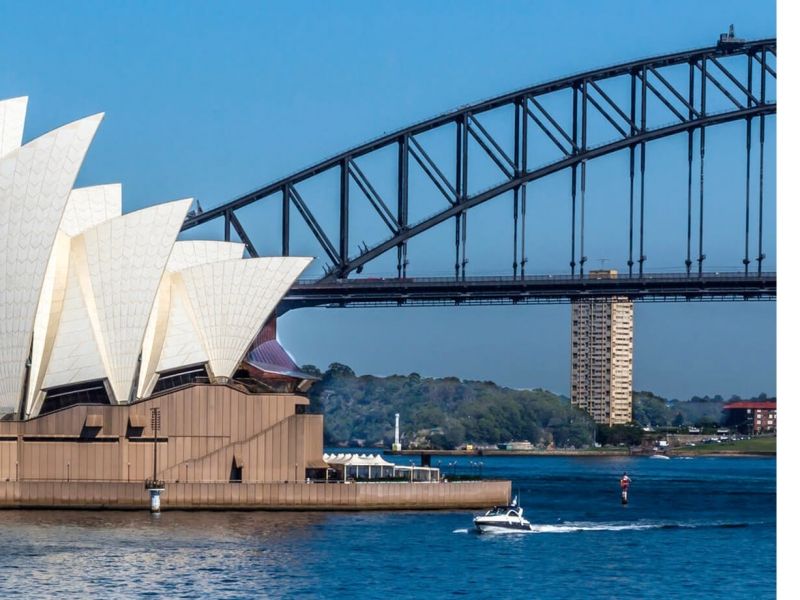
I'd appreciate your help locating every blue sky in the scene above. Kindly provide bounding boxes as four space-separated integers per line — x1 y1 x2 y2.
0 1 776 399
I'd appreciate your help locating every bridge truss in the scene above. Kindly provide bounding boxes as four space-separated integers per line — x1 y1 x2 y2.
281 272 776 312
181 37 776 308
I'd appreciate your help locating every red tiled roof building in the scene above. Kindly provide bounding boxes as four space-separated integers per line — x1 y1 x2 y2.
723 401 777 434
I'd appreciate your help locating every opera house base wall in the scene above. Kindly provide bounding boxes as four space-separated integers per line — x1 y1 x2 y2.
0 383 510 510
0 480 510 510
0 384 322 484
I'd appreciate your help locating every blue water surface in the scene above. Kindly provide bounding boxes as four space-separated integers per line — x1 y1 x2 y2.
0 455 775 599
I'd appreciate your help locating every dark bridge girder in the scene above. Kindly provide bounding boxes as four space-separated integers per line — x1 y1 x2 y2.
181 37 776 288
279 272 776 313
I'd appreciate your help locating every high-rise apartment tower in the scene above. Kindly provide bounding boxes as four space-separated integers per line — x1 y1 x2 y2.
570 270 633 425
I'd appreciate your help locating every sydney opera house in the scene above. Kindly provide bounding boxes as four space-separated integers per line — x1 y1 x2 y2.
0 97 508 509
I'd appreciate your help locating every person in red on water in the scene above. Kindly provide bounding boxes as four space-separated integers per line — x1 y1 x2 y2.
620 472 631 491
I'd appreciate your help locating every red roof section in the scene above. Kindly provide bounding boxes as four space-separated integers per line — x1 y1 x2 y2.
248 339 300 374
723 402 777 410
244 316 318 380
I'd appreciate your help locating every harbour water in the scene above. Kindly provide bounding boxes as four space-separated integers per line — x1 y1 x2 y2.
0 455 775 599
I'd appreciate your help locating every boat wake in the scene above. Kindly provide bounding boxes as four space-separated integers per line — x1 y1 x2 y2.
527 521 751 534
455 521 752 535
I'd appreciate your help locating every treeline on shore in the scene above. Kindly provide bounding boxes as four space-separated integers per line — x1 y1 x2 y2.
303 363 772 450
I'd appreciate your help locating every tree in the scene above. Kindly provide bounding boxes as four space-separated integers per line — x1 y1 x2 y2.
696 415 718 428
326 363 355 378
440 422 466 449
301 364 322 378
596 425 643 446
633 392 674 426
309 368 605 448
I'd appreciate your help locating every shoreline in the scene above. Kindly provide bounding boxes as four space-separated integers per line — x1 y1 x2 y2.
668 451 775 458
386 449 628 457
384 449 775 458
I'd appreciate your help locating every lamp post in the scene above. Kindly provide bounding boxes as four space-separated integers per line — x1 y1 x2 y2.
150 407 161 484
147 407 164 513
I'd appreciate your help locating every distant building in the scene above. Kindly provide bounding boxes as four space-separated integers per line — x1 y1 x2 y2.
570 270 633 426
497 441 534 451
723 401 777 434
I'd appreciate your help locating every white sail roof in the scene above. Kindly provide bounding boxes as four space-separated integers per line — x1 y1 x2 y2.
179 257 312 379
60 184 122 237
26 184 124 414
0 112 103 410
25 231 71 416
0 96 27 158
137 241 245 398
155 279 208 373
166 240 245 272
79 198 192 403
40 238 107 400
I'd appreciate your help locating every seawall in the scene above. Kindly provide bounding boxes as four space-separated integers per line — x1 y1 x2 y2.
0 480 510 510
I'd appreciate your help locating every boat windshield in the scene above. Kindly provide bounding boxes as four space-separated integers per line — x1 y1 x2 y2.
486 506 516 516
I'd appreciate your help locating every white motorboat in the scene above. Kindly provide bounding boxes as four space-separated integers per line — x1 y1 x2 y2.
473 497 533 533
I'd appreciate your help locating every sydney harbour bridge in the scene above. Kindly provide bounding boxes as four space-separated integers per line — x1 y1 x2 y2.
181 34 776 311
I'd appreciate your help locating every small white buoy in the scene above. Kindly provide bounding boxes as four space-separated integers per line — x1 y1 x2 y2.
149 487 164 513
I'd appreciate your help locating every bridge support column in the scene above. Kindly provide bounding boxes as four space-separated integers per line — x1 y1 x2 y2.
757 47 767 277
397 135 409 279
282 185 290 256
638 68 647 277
743 52 753 275
698 56 707 276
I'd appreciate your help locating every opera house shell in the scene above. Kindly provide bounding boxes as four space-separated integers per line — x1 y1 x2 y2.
1 96 311 417
0 97 329 501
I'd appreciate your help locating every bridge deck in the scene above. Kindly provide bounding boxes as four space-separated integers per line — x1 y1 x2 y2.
280 272 776 310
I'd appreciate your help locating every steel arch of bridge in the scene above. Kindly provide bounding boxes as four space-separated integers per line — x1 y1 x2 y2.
182 37 776 294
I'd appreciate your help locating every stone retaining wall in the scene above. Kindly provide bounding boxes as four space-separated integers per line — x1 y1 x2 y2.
0 479 510 510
